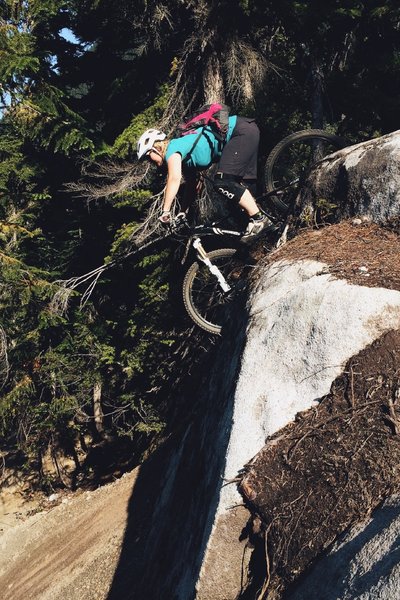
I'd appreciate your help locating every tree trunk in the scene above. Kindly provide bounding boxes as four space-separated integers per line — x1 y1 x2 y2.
203 54 225 103
0 326 9 386
93 381 105 437
311 59 324 129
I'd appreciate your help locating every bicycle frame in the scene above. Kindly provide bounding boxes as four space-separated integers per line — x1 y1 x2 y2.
169 216 244 242
169 217 243 294
168 214 241 253
192 237 232 293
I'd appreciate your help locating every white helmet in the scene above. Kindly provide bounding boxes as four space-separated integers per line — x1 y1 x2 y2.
137 128 166 160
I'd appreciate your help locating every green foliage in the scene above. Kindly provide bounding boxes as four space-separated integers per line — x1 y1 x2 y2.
112 84 170 158
0 124 36 206
108 221 140 258
315 198 338 224
1 0 399 487
10 87 95 155
0 25 40 84
112 189 153 209
1 0 95 156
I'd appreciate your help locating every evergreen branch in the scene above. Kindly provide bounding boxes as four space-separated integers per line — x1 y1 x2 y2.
0 251 23 266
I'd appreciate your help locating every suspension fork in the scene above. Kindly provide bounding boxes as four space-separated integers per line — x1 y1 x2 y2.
192 237 231 293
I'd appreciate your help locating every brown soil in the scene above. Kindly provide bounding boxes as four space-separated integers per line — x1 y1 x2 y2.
0 482 43 532
239 329 400 599
0 469 138 600
257 220 400 291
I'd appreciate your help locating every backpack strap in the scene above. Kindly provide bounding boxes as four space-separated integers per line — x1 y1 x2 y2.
182 127 222 165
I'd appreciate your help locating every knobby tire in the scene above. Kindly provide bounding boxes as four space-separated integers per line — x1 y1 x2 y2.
264 129 348 213
182 248 246 335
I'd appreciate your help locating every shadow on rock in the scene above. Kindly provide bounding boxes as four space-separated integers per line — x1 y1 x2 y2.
106 300 249 600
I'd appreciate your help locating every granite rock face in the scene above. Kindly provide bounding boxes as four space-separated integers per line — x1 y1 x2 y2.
299 129 400 222
290 496 400 600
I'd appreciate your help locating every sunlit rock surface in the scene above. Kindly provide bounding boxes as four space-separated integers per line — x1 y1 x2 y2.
299 129 400 222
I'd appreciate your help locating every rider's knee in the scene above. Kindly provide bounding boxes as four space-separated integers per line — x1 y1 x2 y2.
213 173 245 203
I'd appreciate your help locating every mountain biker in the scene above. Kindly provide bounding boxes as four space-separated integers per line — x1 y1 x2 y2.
137 115 277 242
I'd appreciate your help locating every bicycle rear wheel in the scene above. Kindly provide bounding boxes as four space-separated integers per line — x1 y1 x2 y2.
182 248 248 335
264 129 348 213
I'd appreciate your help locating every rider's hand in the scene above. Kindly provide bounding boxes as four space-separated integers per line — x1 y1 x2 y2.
159 210 172 226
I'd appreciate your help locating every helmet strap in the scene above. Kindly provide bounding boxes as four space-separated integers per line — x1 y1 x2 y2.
151 147 164 159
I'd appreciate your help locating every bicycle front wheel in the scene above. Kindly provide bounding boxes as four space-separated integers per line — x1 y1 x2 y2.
264 129 348 213
183 248 248 335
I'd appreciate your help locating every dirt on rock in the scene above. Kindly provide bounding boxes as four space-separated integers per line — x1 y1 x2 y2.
239 329 400 599
0 469 138 600
223 220 400 599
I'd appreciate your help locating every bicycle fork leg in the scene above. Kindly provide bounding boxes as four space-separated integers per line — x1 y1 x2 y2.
192 238 231 293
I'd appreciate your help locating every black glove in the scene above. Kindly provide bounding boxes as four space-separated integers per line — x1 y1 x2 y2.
171 212 189 231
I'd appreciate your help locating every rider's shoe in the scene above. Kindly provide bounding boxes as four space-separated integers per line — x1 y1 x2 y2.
240 214 278 244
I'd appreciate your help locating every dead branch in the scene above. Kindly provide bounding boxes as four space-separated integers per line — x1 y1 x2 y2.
65 159 152 201
286 398 383 460
256 523 273 600
385 395 400 435
0 325 9 387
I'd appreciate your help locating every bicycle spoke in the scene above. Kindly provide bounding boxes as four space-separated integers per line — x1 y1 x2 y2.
264 130 347 215
183 248 248 334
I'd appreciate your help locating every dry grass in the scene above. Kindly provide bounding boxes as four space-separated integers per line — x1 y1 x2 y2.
258 220 400 291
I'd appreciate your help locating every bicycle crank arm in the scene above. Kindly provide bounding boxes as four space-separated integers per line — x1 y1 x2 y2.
193 238 231 293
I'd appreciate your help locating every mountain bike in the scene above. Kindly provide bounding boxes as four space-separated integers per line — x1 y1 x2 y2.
169 129 348 335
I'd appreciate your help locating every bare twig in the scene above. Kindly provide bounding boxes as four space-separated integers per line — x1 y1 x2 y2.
386 396 400 435
256 524 272 600
0 325 9 387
